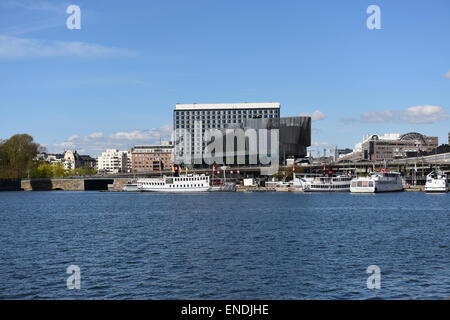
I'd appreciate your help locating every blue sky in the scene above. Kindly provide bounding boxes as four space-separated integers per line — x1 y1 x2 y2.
0 0 449 156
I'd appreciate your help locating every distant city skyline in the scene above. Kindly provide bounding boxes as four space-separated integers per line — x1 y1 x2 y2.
1 0 449 156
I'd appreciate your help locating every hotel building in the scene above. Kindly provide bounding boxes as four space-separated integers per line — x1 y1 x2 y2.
173 102 281 165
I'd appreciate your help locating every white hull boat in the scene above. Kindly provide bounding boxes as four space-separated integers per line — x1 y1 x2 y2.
294 173 352 192
137 174 210 193
350 171 403 193
425 171 448 193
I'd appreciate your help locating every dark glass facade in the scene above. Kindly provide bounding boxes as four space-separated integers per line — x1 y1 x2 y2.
236 116 311 163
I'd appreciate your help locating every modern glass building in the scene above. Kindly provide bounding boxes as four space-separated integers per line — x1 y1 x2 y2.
174 102 281 165
226 117 312 165
173 103 311 167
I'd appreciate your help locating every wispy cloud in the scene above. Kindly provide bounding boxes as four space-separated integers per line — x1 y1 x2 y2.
0 35 138 59
0 0 67 13
341 105 450 124
299 109 326 121
444 70 450 79
0 1 70 35
0 21 62 36
45 126 172 155
360 110 395 123
311 141 333 147
41 75 153 89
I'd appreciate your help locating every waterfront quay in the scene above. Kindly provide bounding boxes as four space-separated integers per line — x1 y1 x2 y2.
10 151 450 192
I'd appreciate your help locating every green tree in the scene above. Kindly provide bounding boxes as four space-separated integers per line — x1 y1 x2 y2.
29 162 68 178
52 162 67 177
69 166 97 176
0 134 42 179
30 162 53 178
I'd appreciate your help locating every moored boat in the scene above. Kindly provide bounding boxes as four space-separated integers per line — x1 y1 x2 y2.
350 171 403 193
295 173 352 192
122 181 139 192
425 171 448 193
137 174 210 192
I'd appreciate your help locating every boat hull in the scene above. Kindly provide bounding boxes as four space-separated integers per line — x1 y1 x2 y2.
303 187 350 192
139 187 210 193
424 172 448 193
122 185 139 192
425 186 448 193
350 185 403 193
299 175 352 193
350 172 403 193
137 174 211 193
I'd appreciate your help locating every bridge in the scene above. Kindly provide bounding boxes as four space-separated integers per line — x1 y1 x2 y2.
20 178 118 191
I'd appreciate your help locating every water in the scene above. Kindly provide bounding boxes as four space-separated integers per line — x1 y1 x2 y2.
0 191 448 299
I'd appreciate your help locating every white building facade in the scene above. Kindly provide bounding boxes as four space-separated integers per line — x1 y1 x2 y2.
97 149 127 174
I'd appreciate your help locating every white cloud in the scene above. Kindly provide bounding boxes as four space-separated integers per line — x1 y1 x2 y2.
400 105 450 123
1 21 62 36
0 1 70 36
343 105 450 124
360 110 395 123
88 132 103 138
311 141 332 147
0 0 67 12
45 126 172 156
46 75 152 88
444 70 450 79
300 109 326 121
0 35 138 59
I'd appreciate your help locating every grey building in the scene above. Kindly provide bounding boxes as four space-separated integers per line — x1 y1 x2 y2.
174 102 280 166
173 102 311 167
238 117 311 163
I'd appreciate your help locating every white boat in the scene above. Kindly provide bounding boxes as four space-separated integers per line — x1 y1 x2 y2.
425 171 448 193
350 171 403 193
295 173 352 192
137 174 210 192
122 181 139 192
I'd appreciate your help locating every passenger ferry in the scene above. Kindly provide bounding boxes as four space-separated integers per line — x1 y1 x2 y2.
350 171 403 193
294 173 352 192
137 174 210 193
425 171 448 193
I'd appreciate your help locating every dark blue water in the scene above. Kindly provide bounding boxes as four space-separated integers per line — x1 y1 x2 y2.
0 191 448 299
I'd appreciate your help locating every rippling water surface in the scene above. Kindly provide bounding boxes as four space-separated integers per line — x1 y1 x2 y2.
0 191 448 299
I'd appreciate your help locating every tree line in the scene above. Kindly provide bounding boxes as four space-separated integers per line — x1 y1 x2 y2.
0 134 96 179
